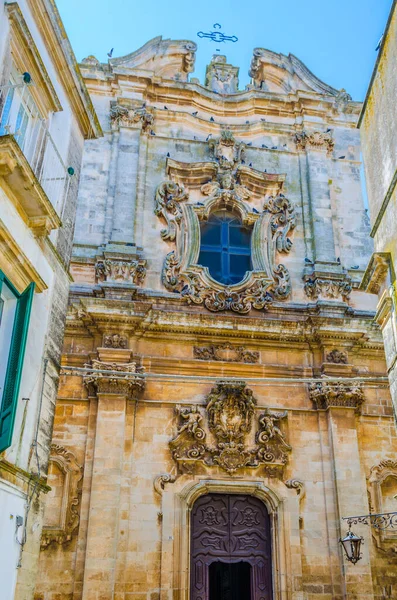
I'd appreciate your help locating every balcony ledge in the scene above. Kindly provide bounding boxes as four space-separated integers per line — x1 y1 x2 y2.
0 135 61 236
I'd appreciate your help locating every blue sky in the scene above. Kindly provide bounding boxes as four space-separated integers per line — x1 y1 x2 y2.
57 0 391 101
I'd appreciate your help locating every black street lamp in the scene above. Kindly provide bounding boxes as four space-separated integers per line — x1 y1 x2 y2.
339 528 364 565
340 511 397 565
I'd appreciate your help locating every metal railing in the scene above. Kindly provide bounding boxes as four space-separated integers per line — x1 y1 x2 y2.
0 81 71 214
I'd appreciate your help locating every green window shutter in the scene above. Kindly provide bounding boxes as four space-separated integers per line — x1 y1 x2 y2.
0 282 35 453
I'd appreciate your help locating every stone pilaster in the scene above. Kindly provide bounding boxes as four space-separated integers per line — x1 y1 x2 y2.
295 130 336 265
81 354 144 600
310 382 375 598
110 127 141 244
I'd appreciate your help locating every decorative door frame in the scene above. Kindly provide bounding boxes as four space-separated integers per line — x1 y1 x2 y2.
158 477 304 600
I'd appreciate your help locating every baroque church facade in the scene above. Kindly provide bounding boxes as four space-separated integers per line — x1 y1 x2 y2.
34 39 397 600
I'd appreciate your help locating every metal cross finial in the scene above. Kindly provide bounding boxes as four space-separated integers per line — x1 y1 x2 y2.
197 23 238 44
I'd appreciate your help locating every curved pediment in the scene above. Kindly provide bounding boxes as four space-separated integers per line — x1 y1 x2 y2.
249 48 342 96
109 36 197 81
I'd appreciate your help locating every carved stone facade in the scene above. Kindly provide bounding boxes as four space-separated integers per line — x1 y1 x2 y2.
35 37 397 600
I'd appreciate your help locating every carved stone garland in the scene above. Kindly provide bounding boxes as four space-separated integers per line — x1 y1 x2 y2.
41 445 83 548
155 130 295 313
169 381 291 475
193 343 259 364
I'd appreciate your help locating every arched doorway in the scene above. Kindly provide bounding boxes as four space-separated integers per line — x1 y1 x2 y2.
190 494 273 600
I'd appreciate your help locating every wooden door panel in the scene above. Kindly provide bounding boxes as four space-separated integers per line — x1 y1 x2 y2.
191 494 273 600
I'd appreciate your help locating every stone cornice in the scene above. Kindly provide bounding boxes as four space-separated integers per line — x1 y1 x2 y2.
64 299 385 354
80 67 361 124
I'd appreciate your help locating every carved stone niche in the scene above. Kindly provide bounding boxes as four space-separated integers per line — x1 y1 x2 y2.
169 381 291 476
368 460 397 550
83 359 145 398
41 445 83 548
193 343 259 364
309 381 364 411
154 130 295 314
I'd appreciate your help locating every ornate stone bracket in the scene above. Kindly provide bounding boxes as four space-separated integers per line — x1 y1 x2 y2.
309 381 364 410
155 131 295 314
169 381 291 476
83 359 145 398
193 343 259 364
41 445 83 548
95 258 147 285
294 130 334 154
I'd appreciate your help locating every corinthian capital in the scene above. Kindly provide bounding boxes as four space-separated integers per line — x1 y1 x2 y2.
294 130 334 154
309 381 364 410
83 359 145 398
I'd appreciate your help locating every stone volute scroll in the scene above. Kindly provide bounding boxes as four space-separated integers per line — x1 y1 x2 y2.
169 381 291 476
154 130 295 313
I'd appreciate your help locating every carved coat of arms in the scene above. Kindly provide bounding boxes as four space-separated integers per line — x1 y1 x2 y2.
169 381 291 475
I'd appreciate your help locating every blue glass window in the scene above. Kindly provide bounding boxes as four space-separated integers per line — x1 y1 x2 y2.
198 211 252 285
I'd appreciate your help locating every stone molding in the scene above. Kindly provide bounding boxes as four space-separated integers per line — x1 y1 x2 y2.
41 444 83 548
294 130 334 154
155 130 295 313
193 343 259 363
309 381 364 410
95 258 147 285
169 381 291 475
83 359 145 398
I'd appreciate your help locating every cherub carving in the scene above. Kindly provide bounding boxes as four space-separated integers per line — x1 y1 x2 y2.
257 409 291 450
174 405 206 440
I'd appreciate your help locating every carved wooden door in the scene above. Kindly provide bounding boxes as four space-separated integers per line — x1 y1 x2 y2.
191 494 273 600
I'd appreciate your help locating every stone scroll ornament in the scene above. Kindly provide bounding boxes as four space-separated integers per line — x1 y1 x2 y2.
154 130 295 313
169 381 291 475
